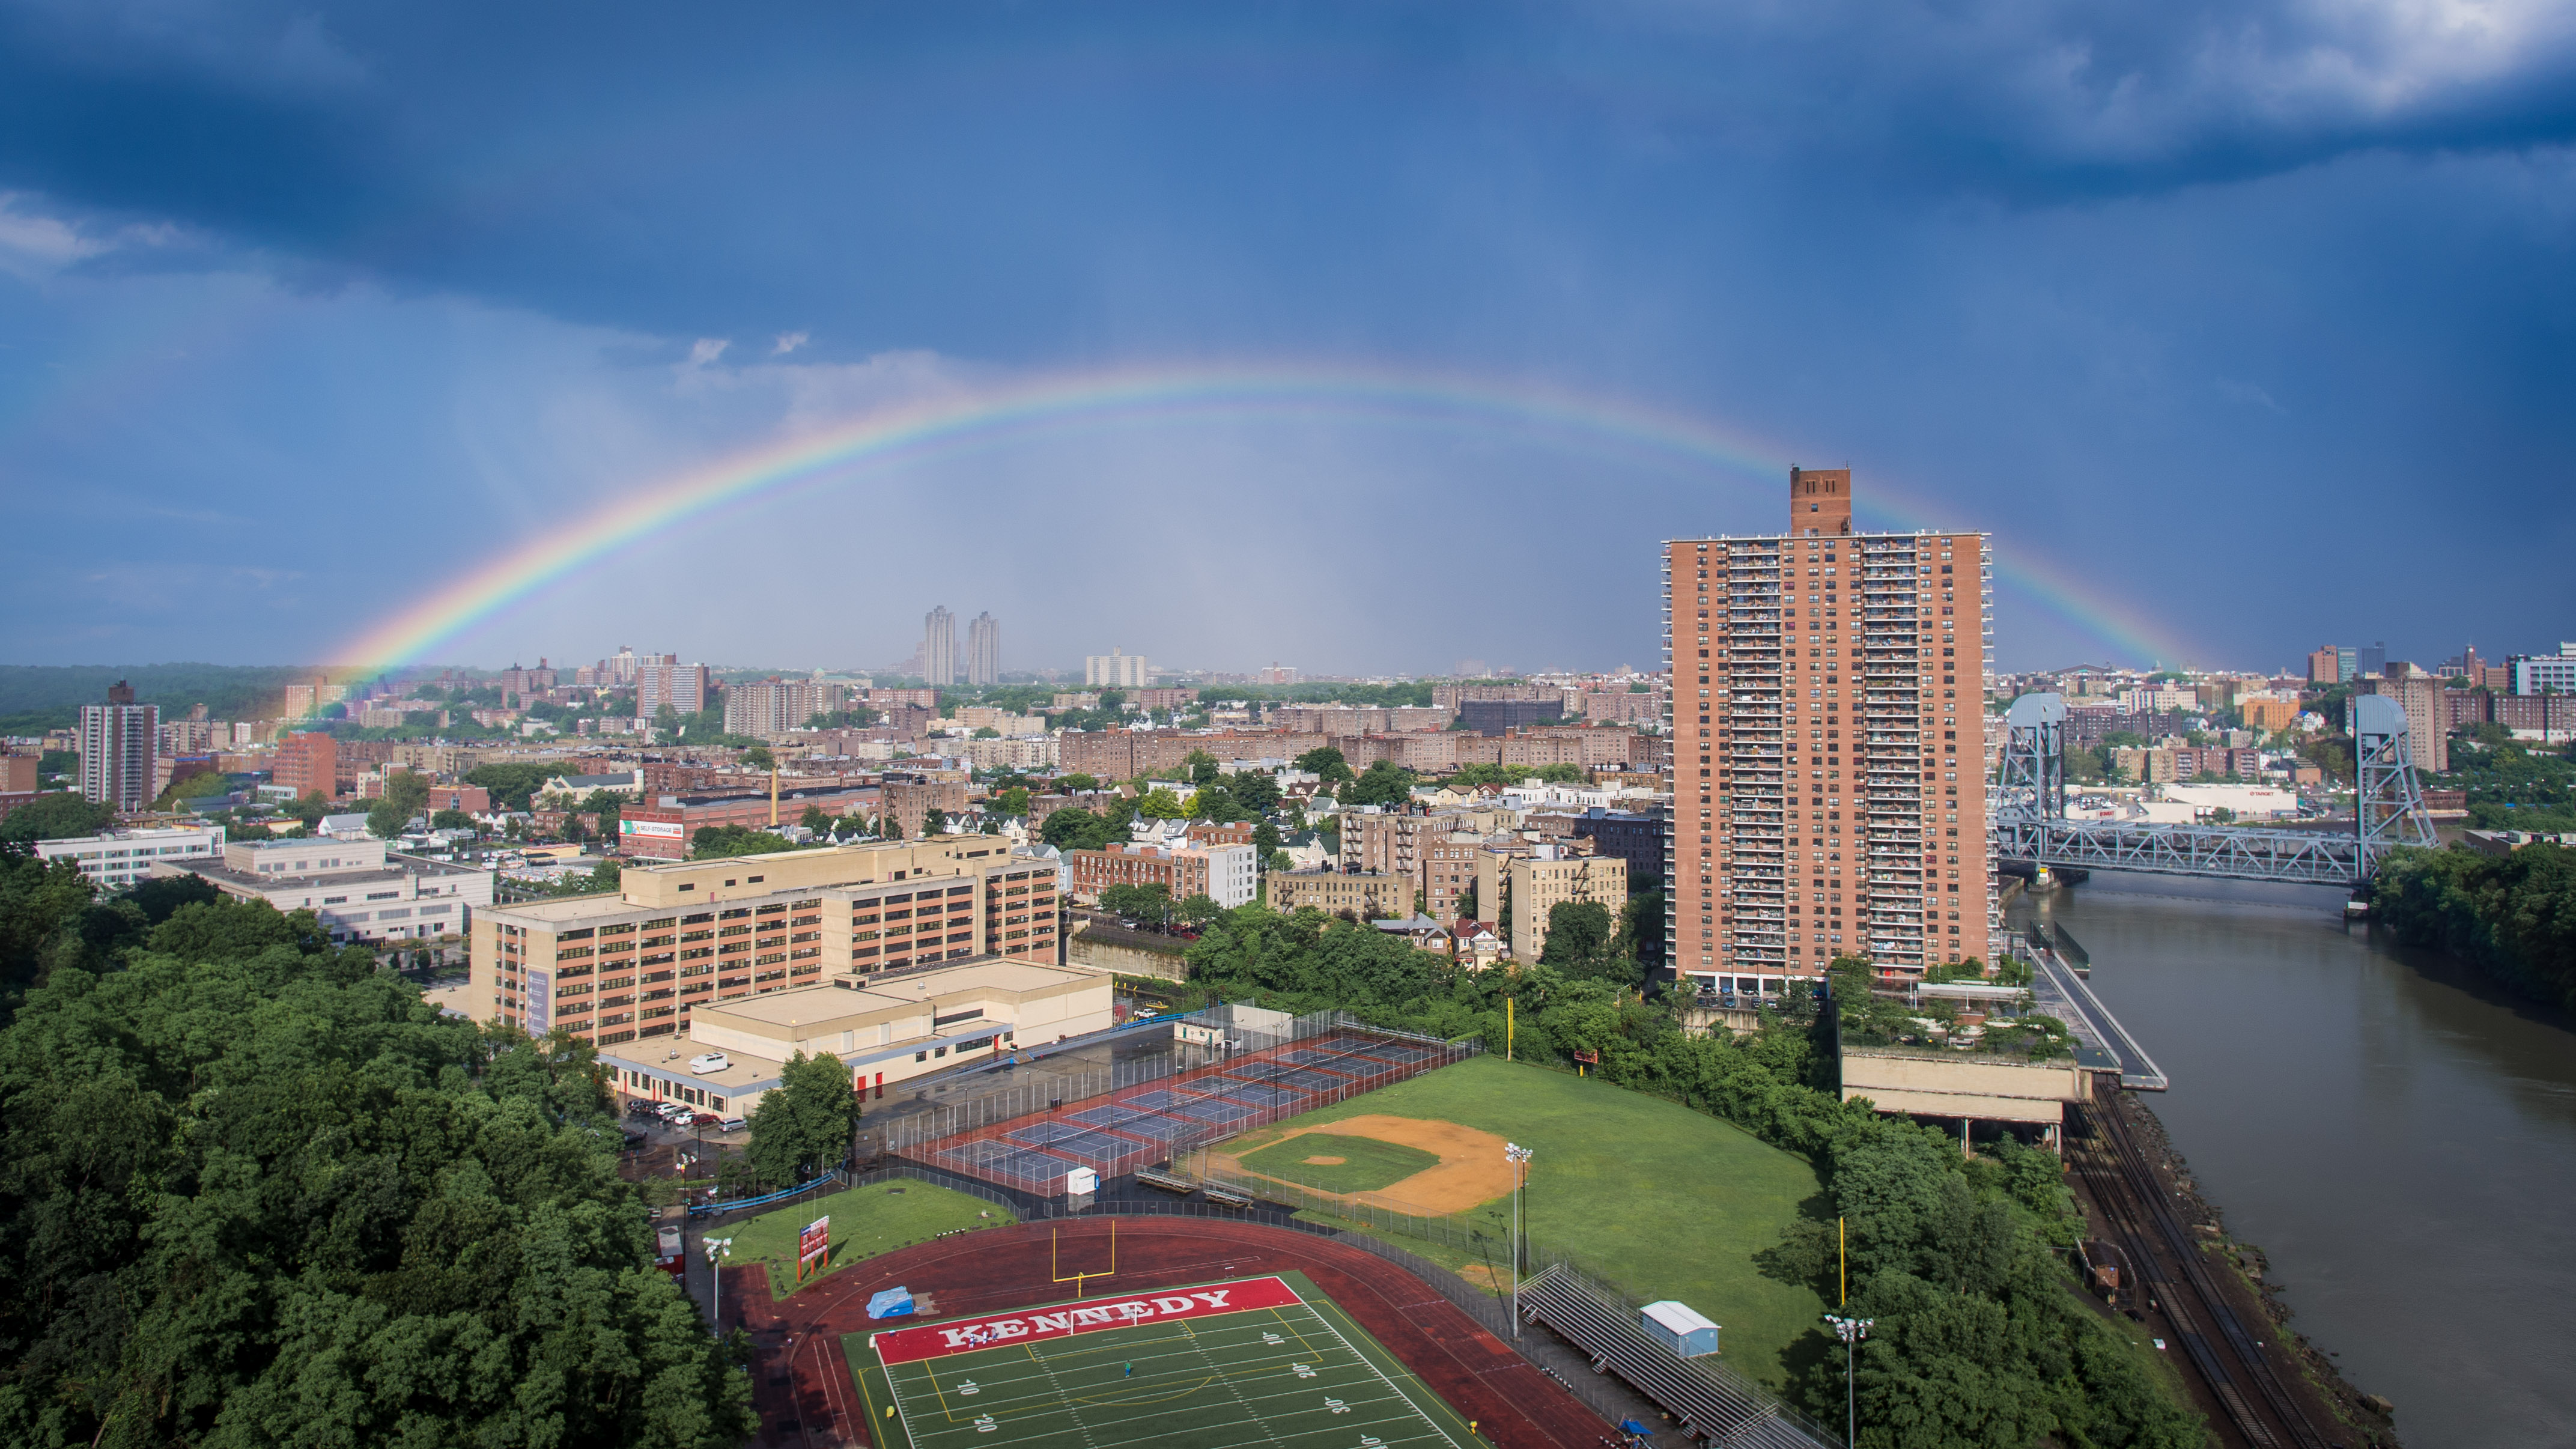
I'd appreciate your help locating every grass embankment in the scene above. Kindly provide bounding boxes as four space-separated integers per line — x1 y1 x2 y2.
1236 1054 1826 1388
1238 1132 1441 1193
728 1179 1013 1299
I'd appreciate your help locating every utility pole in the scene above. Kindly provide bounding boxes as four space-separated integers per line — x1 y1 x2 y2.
1505 1142 1534 1337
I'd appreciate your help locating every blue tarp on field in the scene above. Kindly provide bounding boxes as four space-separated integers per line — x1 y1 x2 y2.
867 1287 914 1320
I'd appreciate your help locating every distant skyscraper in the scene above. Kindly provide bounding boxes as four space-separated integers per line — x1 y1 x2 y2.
967 612 1001 685
1085 649 1149 688
79 680 159 813
921 606 959 686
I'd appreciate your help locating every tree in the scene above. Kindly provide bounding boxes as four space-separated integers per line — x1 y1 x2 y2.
0 793 115 845
1176 893 1222 930
1186 750 1222 786
741 744 775 771
1136 787 1189 819
1252 822 1281 859
367 768 433 839
1231 770 1281 815
1344 760 1418 807
1056 773 1101 794
284 789 335 827
0 913 755 1446
800 804 832 834
1099 882 1174 930
1294 746 1355 787
1615 890 1664 972
464 761 557 812
652 702 682 743
921 809 950 835
745 1049 864 1186
991 786 1031 819
430 807 476 831
1538 899 1625 982
690 825 803 858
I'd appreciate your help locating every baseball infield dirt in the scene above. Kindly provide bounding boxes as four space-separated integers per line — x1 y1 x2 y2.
1209 1113 1514 1214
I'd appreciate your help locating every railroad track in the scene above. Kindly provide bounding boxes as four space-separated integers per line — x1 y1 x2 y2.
2067 1100 2338 1449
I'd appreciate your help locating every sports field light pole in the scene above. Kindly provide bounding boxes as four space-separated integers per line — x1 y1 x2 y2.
1824 1313 1872 1448
1505 1143 1534 1337
705 1236 733 1328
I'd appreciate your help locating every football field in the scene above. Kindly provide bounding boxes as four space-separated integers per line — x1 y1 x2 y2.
846 1272 1487 1448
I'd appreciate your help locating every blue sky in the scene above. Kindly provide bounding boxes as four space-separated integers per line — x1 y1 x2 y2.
0 0 2569 677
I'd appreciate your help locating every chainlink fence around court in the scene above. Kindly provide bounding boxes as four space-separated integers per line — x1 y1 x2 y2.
886 1006 1479 1197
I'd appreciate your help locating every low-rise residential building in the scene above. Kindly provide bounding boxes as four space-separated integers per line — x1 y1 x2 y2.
598 955 1113 1119
1266 870 1409 919
1477 844 1626 961
150 836 491 943
37 824 226 890
467 838 1058 1045
1066 841 1259 908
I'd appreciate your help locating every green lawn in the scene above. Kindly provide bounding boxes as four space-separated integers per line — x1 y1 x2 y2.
1236 1131 1441 1194
725 1179 1013 1299
1238 1054 1827 1388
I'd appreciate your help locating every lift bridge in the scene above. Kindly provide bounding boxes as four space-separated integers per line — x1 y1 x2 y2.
1993 693 2434 887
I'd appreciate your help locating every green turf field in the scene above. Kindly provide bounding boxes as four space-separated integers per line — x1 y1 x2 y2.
842 1271 1487 1449
1241 1053 1826 1387
726 1179 1013 1298
1236 1131 1440 1194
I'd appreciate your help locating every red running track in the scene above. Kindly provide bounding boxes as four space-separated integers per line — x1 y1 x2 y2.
725 1216 1610 1449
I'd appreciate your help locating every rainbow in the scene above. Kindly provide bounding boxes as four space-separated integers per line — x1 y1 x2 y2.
331 360 2199 671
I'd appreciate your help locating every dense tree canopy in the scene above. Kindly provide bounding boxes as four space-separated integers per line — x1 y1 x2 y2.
1343 760 1418 807
0 892 752 1447
0 794 115 846
2376 842 2576 1010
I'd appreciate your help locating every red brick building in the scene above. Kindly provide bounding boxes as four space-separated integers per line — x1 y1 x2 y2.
618 785 880 860
272 732 338 800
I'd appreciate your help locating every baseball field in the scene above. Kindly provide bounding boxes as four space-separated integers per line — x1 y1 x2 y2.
1199 1053 1827 1386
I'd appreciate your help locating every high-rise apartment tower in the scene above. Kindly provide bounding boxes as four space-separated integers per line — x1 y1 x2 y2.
79 680 159 813
920 606 959 687
967 612 1001 685
1665 467 1994 992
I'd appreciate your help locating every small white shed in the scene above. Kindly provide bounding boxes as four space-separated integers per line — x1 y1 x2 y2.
1639 1299 1722 1358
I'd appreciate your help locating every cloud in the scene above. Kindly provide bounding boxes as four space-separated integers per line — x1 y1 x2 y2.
687 338 729 367
2215 377 2287 413
0 190 185 278
773 331 809 355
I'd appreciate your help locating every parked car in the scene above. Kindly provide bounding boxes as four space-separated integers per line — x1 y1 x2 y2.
656 1101 694 1123
718 1115 747 1133
687 1052 731 1075
621 1131 648 1152
691 1112 723 1129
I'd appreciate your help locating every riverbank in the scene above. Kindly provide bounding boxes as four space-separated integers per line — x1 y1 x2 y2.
2016 874 2576 1448
2108 1092 2398 1446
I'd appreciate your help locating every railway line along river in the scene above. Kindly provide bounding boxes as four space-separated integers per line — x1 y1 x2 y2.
2011 875 2576 1449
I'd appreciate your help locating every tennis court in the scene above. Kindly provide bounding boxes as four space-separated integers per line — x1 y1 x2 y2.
848 1271 1487 1449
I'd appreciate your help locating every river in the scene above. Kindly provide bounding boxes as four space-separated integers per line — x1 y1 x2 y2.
2011 875 2576 1449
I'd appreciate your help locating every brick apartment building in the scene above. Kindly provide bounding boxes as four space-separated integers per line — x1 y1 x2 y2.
618 785 880 859
1066 841 1259 908
1266 870 1408 919
1059 730 1330 781
1671 466 1994 989
469 838 1057 1046
272 732 338 800
882 774 973 839
1472 847 1626 961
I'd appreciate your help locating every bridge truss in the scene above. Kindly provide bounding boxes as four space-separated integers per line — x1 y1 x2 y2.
1993 693 2434 887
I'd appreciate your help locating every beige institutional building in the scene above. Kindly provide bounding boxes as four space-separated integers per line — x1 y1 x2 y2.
1667 467 1995 990
469 838 1060 1048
